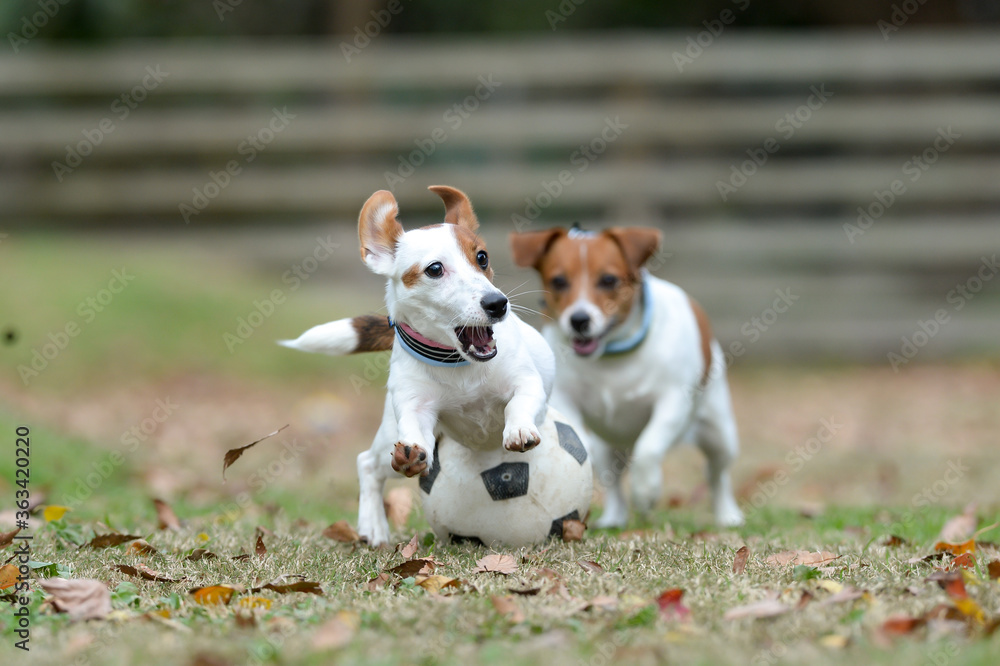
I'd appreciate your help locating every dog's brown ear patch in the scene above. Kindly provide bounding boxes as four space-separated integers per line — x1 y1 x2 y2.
428 185 478 233
509 228 567 269
603 227 662 275
358 190 403 274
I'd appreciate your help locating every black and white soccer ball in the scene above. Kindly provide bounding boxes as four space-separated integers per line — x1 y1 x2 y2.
419 408 593 546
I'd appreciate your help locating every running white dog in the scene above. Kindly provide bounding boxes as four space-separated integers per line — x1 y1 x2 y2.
282 186 554 546
510 226 743 528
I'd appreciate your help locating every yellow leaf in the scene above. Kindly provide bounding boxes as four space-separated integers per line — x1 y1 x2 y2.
43 506 71 522
237 596 273 610
415 575 461 595
190 584 241 605
150 609 172 618
197 533 211 543
819 634 849 649
953 598 985 625
0 564 20 590
934 539 975 556
816 580 844 594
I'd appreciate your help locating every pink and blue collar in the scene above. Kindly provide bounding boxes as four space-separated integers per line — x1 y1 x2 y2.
389 319 469 367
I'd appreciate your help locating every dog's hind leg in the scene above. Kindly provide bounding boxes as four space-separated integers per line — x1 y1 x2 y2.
693 366 744 527
591 435 629 528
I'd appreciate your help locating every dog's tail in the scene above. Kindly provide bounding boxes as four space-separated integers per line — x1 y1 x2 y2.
278 315 394 356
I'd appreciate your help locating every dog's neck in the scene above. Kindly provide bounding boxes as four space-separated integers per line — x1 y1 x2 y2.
391 319 469 367
602 273 652 356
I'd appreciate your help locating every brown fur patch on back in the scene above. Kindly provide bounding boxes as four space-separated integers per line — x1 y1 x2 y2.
453 226 494 280
351 315 395 353
688 297 714 386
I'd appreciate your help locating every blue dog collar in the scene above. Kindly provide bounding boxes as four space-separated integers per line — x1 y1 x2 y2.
602 276 652 356
389 318 470 367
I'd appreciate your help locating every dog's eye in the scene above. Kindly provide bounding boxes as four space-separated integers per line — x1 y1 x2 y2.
476 250 489 270
550 275 569 292
598 274 619 289
424 262 444 278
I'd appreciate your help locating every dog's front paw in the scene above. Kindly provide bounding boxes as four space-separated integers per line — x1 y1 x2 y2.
391 442 428 477
503 424 541 452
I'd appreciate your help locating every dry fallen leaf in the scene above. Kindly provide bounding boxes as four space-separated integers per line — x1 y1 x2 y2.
398 534 419 559
153 498 181 530
367 573 391 592
190 584 243 605
312 611 360 650
577 560 605 575
938 503 977 543
323 521 360 543
474 554 517 575
656 588 691 622
387 559 436 577
236 596 273 610
40 578 112 620
763 550 839 567
950 553 976 570
987 560 1000 580
733 546 750 575
723 599 791 621
491 595 525 623
562 519 586 542
186 549 217 562
384 487 413 529
254 531 267 558
128 540 158 557
880 615 925 637
927 570 968 600
86 533 143 549
415 575 463 595
222 425 289 481
0 563 20 590
934 539 975 557
114 564 181 583
0 528 20 549
258 580 323 596
953 597 986 624
883 535 907 548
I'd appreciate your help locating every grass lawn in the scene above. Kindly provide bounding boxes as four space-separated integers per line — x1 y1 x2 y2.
1 231 998 665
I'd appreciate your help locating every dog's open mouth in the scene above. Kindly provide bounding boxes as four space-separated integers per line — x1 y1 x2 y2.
571 336 601 357
456 326 497 361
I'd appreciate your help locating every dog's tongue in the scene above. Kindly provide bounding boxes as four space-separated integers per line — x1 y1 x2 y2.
467 327 492 348
456 326 497 361
572 337 600 356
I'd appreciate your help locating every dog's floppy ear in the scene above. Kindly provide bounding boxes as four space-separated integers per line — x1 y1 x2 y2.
428 185 478 233
603 227 662 274
358 190 403 275
509 228 566 270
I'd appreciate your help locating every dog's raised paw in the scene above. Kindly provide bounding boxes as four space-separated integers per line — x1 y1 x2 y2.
391 442 428 477
503 425 541 453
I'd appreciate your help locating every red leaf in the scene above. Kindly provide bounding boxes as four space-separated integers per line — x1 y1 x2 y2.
656 588 691 622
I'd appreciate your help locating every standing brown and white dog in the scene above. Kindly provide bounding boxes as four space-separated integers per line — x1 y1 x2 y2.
510 226 743 527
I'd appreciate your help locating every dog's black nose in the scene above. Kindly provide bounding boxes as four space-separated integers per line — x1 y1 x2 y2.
480 292 508 319
570 311 591 334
